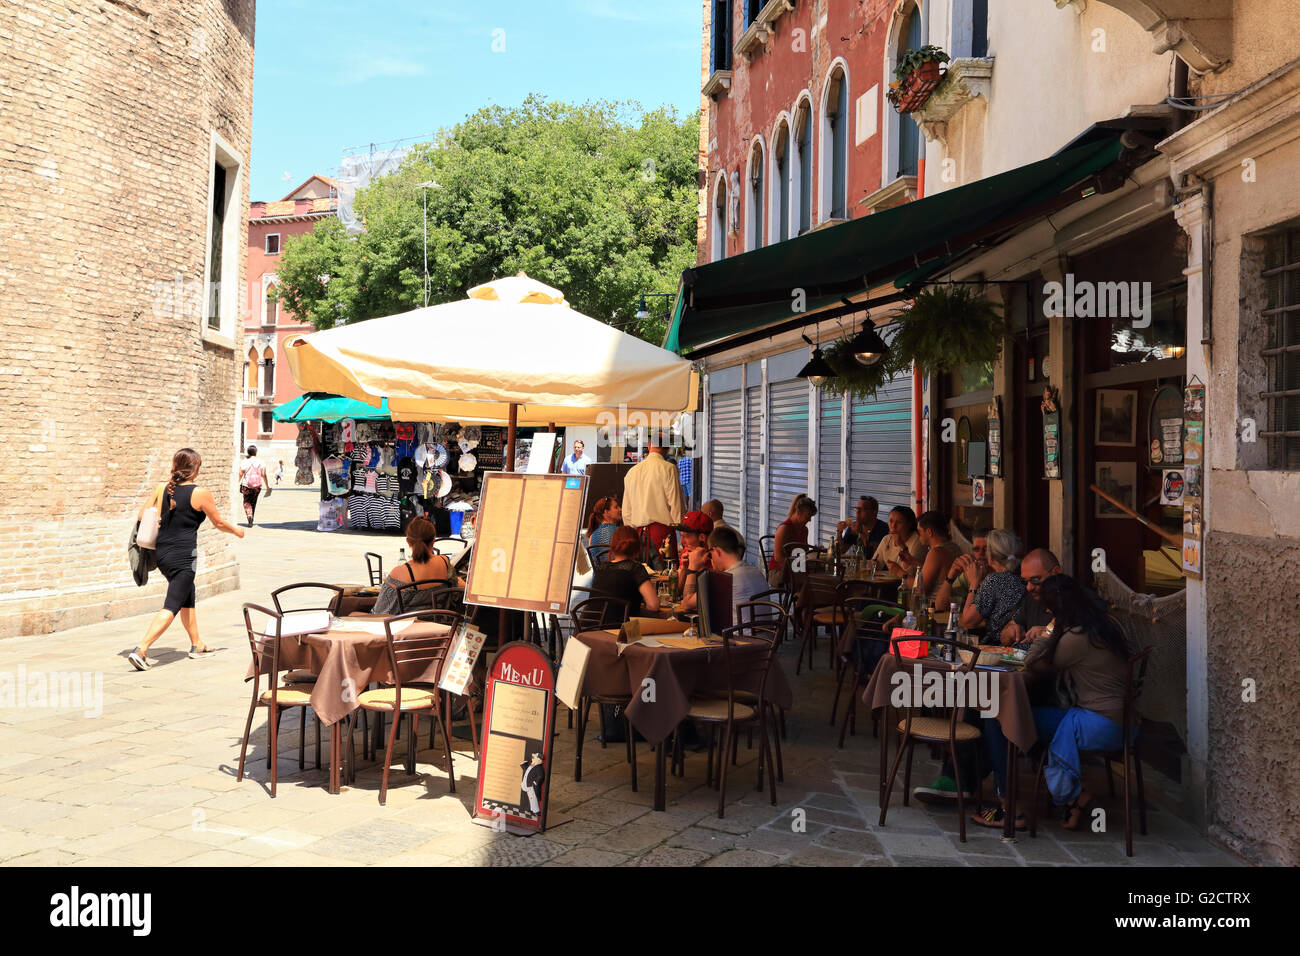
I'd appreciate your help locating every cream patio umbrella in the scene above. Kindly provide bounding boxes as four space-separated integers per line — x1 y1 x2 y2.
283 274 697 436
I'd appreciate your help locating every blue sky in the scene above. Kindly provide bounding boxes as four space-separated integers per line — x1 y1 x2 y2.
251 0 704 201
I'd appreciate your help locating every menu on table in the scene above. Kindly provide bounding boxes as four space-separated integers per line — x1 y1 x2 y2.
465 472 587 614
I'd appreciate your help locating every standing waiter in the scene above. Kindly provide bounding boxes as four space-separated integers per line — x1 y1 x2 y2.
621 433 684 558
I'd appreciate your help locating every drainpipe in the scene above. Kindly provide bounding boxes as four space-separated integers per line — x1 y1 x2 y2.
913 157 927 513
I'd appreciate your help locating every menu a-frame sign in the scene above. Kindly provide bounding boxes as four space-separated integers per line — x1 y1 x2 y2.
472 642 558 836
464 472 587 615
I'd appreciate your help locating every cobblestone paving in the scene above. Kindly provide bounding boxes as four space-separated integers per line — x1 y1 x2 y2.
0 487 1242 866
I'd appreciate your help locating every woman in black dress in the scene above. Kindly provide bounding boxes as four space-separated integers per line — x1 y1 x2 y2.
129 448 244 670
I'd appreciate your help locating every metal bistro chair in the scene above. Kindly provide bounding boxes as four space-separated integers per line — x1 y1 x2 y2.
345 609 461 805
878 634 984 843
365 552 384 586
271 582 344 686
433 536 468 559
392 578 454 613
831 595 903 747
1028 646 1153 857
677 605 784 817
757 534 775 574
570 596 634 785
236 603 321 797
587 543 609 570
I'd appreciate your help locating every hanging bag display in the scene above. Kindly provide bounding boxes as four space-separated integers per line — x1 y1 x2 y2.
135 483 166 550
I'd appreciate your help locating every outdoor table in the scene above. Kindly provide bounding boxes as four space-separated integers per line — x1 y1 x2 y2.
573 629 794 811
862 652 1038 839
248 615 452 794
337 586 380 617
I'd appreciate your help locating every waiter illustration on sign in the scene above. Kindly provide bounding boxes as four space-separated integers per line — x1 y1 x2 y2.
520 752 545 813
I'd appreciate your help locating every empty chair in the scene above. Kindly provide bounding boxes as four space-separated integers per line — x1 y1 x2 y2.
365 552 384 586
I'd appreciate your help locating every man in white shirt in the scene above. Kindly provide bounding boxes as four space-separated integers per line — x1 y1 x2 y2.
560 439 591 475
621 439 684 554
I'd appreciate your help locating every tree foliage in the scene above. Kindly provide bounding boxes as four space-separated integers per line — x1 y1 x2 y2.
277 96 700 343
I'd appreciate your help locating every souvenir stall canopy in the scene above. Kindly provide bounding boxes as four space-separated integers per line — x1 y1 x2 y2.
283 274 699 428
272 392 391 423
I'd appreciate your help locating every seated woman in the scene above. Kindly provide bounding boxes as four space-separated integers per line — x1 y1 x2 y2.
768 493 816 586
1018 574 1133 830
591 525 660 617
585 495 622 560
870 506 926 579
956 528 1026 644
372 516 454 615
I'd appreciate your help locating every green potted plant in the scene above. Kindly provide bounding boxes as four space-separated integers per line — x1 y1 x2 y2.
886 45 949 113
889 285 1008 376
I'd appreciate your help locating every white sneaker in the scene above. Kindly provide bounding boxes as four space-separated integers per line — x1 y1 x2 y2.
128 650 150 671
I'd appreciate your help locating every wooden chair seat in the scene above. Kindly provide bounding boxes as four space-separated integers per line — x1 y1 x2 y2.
283 669 317 684
259 687 314 706
686 698 756 722
899 716 981 743
812 608 842 626
357 687 438 711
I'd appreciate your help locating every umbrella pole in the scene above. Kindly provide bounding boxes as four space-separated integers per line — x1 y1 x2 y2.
500 402 518 648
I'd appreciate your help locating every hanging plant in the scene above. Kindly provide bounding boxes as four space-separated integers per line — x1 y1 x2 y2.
819 335 902 400
890 284 1008 376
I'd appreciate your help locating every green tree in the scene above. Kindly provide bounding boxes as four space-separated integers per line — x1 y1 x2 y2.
277 96 699 343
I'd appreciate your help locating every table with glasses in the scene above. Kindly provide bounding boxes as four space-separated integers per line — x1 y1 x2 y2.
863 650 1038 839
573 629 794 811
253 615 453 794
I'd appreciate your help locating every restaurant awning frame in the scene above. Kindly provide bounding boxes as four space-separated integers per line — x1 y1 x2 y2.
670 133 1138 359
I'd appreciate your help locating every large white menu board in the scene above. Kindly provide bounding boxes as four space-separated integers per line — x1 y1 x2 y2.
464 472 586 614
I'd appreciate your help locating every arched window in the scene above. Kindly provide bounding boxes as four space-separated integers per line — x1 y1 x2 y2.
712 176 727 260
771 120 790 243
896 7 922 179
792 99 813 235
245 347 257 391
820 66 849 221
261 346 275 397
746 141 764 251
265 282 277 325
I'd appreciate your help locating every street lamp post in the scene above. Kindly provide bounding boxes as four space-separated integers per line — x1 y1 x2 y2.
416 180 440 307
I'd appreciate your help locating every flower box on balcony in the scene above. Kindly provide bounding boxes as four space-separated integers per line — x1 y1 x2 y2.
887 45 950 115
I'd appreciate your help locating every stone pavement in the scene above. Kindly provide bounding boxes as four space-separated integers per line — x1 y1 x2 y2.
0 486 1241 867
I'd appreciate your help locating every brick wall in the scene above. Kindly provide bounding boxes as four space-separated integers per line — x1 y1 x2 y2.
0 0 256 637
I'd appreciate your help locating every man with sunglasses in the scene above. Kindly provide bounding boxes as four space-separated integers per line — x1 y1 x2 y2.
1001 548 1064 645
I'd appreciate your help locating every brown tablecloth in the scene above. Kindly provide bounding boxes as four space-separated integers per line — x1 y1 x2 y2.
861 653 1038 752
574 630 794 746
247 618 452 727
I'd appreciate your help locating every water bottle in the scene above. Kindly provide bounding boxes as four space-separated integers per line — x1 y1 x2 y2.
399 547 407 563
902 610 916 631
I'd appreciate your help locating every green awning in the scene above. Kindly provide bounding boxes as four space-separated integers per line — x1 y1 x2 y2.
272 392 392 423
672 136 1126 357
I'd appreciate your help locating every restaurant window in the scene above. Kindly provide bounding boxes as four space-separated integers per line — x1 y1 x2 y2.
771 121 790 243
792 99 813 235
711 1 733 74
1263 228 1300 468
746 140 764 251
261 346 275 397
820 66 849 221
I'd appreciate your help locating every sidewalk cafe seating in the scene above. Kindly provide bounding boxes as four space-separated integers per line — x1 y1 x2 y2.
365 552 384 586
879 635 984 842
271 582 343 684
831 595 902 747
345 609 461 805
237 603 322 797
571 597 634 785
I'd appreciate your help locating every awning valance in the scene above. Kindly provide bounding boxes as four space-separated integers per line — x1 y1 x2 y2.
272 392 393 423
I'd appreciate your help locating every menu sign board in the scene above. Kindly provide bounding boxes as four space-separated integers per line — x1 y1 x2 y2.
464 472 586 615
1181 382 1206 576
472 642 557 835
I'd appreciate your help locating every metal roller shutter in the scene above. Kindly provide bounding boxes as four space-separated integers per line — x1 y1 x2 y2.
817 390 844 546
767 379 810 536
744 384 763 543
848 372 913 513
707 389 742 534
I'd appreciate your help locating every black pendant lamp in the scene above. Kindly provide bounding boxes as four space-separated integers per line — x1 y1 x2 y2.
849 318 889 367
797 334 834 387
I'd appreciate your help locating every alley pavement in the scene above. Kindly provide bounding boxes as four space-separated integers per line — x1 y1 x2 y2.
0 486 1241 867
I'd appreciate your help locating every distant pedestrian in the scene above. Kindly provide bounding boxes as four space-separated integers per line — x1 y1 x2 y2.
237 444 267 526
128 448 244 670
275 460 285 485
561 439 591 475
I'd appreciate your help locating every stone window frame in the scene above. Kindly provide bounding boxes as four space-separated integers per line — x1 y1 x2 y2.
264 232 281 255
201 130 243 349
1243 223 1300 470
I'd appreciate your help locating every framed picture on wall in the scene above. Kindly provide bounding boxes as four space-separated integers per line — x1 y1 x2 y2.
1096 389 1138 446
1095 461 1138 519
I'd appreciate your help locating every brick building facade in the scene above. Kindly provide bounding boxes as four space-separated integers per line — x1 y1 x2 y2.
0 0 256 637
243 175 337 472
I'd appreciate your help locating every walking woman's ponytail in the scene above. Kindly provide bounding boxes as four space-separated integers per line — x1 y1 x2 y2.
166 448 202 499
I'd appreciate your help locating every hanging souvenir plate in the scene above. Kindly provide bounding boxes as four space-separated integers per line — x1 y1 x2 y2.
458 452 477 473
435 469 453 498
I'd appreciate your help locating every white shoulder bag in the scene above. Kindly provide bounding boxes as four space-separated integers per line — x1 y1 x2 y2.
136 483 166 549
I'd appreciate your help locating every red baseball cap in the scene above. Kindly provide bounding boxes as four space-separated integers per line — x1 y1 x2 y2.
676 511 714 535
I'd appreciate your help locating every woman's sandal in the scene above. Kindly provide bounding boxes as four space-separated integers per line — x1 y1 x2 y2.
971 806 1028 831
188 645 219 659
1060 792 1094 830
